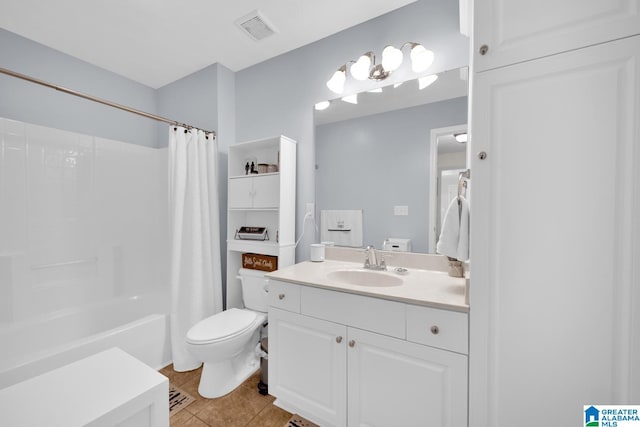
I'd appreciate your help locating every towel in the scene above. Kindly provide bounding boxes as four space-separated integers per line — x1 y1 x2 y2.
436 196 470 261
320 210 363 247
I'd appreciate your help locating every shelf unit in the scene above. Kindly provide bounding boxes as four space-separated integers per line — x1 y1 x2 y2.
226 135 296 309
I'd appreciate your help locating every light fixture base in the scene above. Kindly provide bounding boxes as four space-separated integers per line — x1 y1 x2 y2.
369 64 389 80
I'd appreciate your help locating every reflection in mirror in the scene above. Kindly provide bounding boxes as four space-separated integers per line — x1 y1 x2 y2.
314 67 468 254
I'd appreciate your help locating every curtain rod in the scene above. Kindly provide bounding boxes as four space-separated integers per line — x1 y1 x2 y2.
0 66 216 137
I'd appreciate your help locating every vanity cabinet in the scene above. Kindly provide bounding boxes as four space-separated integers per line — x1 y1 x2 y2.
473 0 640 72
470 10 640 427
226 136 296 308
269 308 347 427
268 280 468 427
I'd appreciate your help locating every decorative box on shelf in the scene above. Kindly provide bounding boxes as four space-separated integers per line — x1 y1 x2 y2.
242 253 278 272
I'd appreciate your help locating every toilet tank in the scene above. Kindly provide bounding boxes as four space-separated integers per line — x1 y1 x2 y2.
238 268 269 312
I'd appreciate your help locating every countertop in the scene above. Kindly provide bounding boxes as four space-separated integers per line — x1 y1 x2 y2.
266 259 468 313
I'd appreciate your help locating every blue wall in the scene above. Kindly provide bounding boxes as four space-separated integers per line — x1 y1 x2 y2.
316 96 468 253
0 29 160 147
235 0 469 259
0 0 468 273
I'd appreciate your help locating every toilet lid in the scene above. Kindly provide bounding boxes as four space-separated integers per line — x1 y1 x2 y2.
186 308 258 344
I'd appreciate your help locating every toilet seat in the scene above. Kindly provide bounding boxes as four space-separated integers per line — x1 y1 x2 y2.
186 308 258 345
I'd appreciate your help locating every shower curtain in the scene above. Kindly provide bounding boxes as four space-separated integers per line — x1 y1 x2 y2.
169 126 223 371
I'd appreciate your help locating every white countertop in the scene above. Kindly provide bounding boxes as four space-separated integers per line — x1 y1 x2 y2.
266 259 468 312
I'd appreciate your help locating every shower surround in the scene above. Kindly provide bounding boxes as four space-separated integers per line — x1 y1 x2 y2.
0 117 170 386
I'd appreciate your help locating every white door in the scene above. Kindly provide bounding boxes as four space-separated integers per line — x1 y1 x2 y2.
251 174 280 208
228 177 253 208
470 35 640 426
268 308 347 427
347 328 468 427
474 0 640 71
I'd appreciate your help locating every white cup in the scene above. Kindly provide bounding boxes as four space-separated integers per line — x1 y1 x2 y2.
310 243 325 262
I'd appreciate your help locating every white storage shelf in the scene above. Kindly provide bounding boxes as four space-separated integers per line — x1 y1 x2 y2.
226 135 296 309
228 137 281 178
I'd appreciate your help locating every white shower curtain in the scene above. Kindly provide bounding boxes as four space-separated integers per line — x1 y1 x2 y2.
169 126 223 371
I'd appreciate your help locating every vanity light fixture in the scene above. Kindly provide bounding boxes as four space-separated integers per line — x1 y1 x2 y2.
454 132 468 143
326 65 347 94
314 101 330 111
326 42 435 94
350 53 374 81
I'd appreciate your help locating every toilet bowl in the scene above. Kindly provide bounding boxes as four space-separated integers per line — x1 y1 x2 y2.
185 268 268 398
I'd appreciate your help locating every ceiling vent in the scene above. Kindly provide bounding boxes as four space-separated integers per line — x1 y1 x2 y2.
235 10 277 41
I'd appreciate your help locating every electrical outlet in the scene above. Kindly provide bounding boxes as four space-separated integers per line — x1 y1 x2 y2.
306 202 315 219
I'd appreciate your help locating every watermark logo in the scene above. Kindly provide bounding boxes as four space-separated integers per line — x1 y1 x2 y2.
585 406 640 427
586 406 600 427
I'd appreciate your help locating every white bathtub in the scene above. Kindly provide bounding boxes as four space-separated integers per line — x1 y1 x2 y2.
0 292 172 389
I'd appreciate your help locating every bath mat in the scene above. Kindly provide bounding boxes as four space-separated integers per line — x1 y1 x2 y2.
284 413 320 427
169 384 195 417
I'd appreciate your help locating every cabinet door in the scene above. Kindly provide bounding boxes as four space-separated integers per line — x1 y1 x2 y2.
470 36 640 426
474 0 640 71
268 307 347 427
251 174 280 208
347 328 468 427
228 177 253 208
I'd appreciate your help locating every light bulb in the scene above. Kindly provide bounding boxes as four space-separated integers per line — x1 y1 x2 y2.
350 54 372 81
381 45 403 71
326 68 346 94
454 133 468 143
315 101 330 111
418 74 438 90
410 44 434 73
341 94 358 104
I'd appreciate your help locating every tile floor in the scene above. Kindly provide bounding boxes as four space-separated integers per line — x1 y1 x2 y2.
160 364 292 427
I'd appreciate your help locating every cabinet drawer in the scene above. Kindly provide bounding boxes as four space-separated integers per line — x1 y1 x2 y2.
406 305 468 354
301 286 405 339
266 280 300 313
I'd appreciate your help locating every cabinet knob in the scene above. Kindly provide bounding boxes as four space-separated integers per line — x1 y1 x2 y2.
336 336 343 343
430 325 440 335
479 44 489 55
348 340 356 348
278 293 285 300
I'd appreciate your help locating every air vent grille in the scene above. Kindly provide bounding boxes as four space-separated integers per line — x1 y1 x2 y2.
236 11 276 41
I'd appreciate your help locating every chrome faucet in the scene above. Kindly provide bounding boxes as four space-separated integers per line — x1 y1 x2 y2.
364 245 386 270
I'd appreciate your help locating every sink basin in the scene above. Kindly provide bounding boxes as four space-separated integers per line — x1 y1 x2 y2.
327 269 403 287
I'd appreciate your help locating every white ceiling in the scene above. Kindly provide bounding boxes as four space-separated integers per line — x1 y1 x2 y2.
0 0 416 89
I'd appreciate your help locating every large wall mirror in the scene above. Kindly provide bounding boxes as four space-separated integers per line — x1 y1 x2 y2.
314 67 468 254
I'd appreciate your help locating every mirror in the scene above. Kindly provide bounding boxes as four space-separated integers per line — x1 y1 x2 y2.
314 67 468 254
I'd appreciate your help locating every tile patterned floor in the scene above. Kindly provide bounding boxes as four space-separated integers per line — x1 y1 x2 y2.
160 364 292 427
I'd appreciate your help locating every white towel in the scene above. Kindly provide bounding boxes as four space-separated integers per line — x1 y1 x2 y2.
436 196 470 261
320 210 363 247
457 197 470 261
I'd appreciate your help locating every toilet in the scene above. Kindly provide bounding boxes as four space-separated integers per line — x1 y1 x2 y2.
185 268 268 398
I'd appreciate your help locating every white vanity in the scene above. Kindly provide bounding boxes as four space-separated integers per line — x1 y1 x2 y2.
265 251 468 427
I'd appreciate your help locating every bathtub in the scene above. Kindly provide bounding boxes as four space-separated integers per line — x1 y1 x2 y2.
0 292 172 389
